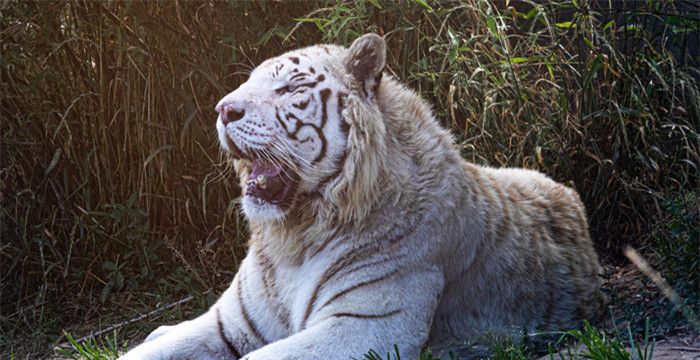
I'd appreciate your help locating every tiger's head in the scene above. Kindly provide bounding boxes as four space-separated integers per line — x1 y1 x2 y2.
216 34 387 222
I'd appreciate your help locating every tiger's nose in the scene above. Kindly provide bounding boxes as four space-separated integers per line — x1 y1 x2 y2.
217 103 246 126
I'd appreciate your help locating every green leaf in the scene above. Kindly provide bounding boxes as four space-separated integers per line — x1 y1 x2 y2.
115 271 124 289
368 0 382 9
102 261 117 271
486 16 498 36
293 17 326 31
447 27 459 46
588 54 604 75
555 21 576 29
603 20 616 31
545 58 555 80
414 0 433 12
622 24 641 32
126 190 139 208
508 57 528 64
143 144 173 168
525 7 539 20
100 281 113 303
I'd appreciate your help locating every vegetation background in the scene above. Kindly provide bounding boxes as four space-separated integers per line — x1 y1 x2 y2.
1 0 698 358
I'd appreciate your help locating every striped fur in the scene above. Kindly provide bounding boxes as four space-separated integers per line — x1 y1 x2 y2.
119 34 604 360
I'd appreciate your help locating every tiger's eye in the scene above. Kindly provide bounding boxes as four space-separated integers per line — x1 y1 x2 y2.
275 84 297 95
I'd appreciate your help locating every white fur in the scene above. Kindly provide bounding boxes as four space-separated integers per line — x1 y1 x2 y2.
241 196 286 222
119 34 603 360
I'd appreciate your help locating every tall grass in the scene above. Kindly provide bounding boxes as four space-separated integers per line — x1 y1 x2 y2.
1 1 321 354
291 0 700 251
1 0 698 357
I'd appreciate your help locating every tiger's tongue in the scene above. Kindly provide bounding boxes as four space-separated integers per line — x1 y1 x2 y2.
246 160 287 202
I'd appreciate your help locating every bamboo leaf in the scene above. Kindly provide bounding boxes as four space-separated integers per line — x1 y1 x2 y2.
486 16 498 36
414 0 433 12
555 21 576 29
102 261 117 271
143 145 174 169
368 0 382 10
45 148 62 175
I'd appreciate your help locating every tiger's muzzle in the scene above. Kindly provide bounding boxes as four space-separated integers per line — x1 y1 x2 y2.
216 93 299 210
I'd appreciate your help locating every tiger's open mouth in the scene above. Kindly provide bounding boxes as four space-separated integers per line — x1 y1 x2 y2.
224 136 298 207
245 159 296 205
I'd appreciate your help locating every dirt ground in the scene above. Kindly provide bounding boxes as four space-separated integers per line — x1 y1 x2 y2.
539 332 700 360
649 333 700 360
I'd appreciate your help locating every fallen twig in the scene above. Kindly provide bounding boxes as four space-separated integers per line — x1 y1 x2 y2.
624 246 699 330
55 292 209 349
669 346 700 352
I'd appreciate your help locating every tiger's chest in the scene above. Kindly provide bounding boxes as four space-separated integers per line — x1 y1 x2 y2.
240 247 339 339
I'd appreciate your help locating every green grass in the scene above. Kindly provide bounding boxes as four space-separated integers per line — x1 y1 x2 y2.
491 340 528 360
54 331 123 360
551 320 655 360
355 320 656 360
2 0 698 357
56 320 655 360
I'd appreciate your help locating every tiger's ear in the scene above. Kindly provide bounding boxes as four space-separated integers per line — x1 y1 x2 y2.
345 33 386 98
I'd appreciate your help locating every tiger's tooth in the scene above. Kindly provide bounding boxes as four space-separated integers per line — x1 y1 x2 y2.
255 174 268 188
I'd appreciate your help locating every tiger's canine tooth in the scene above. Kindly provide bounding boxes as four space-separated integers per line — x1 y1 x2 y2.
255 174 268 188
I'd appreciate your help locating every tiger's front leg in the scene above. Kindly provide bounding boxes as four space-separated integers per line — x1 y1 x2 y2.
243 269 444 360
118 276 256 360
117 310 228 360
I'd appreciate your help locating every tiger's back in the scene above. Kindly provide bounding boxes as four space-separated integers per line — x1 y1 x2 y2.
430 164 604 346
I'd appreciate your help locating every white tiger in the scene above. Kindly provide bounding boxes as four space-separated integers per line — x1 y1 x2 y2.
119 33 605 360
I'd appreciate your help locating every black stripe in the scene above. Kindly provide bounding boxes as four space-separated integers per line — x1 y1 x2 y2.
273 63 284 77
319 269 400 311
299 243 376 329
275 108 289 133
333 309 402 319
335 254 406 282
311 89 332 164
338 91 349 134
293 100 309 110
319 88 331 128
314 149 347 193
300 242 379 329
296 81 318 90
300 227 416 329
257 250 292 330
313 126 327 165
371 72 382 94
307 228 341 259
216 308 241 358
289 72 308 81
237 273 269 345
286 112 299 122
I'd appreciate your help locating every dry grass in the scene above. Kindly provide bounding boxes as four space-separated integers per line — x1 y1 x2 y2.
1 0 697 357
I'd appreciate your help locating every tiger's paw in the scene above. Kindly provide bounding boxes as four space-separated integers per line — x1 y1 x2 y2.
143 324 173 343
